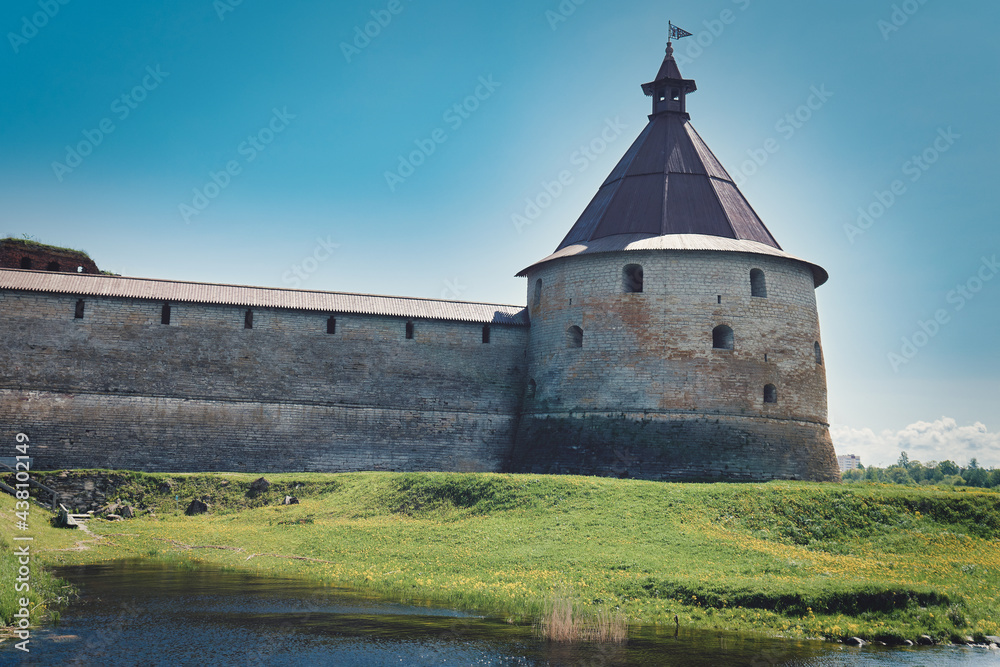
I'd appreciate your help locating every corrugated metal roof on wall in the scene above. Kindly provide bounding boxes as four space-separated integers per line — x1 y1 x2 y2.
0 270 530 326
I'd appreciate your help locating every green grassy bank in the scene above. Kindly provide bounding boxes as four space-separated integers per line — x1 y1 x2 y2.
3 472 999 644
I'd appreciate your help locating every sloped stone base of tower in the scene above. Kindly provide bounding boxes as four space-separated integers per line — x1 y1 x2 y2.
509 413 841 483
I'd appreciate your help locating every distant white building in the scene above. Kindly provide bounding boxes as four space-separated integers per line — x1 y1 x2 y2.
838 454 862 472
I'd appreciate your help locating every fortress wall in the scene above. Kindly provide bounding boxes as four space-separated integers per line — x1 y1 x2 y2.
0 291 529 472
512 250 839 482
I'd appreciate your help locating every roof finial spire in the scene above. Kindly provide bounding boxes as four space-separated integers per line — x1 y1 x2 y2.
643 25 698 118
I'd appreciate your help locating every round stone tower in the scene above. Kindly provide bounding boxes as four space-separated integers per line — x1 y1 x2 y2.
510 41 840 482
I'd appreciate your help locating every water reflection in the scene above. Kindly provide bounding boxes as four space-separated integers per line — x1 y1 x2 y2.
0 561 995 666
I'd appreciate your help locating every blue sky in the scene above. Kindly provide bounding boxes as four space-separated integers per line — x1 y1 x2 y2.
2 0 998 467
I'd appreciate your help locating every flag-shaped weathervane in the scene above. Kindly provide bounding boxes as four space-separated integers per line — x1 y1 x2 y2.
669 21 693 42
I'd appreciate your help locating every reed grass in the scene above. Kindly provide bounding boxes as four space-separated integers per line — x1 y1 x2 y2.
539 596 628 643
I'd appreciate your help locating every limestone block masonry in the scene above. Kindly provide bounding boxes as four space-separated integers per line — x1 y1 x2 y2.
0 291 528 473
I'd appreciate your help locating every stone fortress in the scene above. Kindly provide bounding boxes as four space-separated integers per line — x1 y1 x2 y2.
0 41 840 482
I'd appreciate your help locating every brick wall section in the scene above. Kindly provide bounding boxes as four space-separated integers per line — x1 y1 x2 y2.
511 250 840 482
0 292 528 472
0 241 100 274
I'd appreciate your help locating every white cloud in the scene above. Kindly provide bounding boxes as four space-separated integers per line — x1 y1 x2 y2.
831 418 1000 469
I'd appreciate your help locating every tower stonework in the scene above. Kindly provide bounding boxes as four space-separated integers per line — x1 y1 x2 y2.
0 40 839 481
509 42 840 482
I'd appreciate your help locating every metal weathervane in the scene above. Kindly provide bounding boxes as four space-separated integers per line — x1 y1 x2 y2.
668 21 693 44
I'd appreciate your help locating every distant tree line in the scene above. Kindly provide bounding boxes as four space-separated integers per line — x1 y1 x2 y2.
841 452 1000 489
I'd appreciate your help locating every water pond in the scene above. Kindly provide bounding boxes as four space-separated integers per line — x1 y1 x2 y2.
1 561 996 666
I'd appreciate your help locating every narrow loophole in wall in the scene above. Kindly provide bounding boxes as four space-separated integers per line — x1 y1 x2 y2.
814 341 823 365
712 325 734 350
482 325 491 344
74 299 85 319
327 316 337 335
533 279 542 308
526 379 537 399
764 384 778 404
20 257 32 269
567 325 583 349
751 269 767 298
717 295 722 304
244 309 254 329
47 261 60 272
405 321 414 340
161 303 171 325
622 264 643 293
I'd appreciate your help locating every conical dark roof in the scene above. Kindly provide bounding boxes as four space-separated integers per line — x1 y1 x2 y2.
554 113 780 251
518 39 830 286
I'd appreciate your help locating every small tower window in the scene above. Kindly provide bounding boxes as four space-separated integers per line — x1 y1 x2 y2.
814 342 823 365
533 279 542 308
20 257 32 269
405 321 415 340
622 264 643 293
526 379 537 400
567 326 583 349
764 384 778 404
74 299 85 319
750 269 767 298
327 316 337 335
712 325 734 350
47 261 60 271
482 325 491 344
244 309 254 329
161 303 171 325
